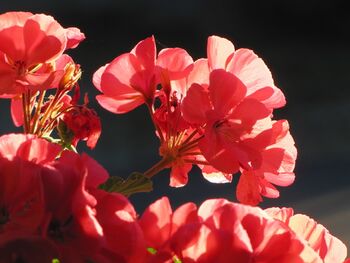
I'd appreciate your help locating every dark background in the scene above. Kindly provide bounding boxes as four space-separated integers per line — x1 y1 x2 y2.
1 0 350 246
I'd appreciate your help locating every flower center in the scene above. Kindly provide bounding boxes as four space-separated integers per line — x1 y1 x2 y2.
48 216 73 242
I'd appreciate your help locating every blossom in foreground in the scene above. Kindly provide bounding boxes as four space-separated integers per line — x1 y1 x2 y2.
266 207 348 263
139 197 348 263
0 134 144 262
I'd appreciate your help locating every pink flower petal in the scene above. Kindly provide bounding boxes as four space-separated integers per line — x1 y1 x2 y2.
227 48 286 109
157 48 193 80
207 35 235 70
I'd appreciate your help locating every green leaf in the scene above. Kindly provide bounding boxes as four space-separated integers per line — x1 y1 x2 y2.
57 121 74 145
147 247 157 255
99 172 153 197
52 259 60 263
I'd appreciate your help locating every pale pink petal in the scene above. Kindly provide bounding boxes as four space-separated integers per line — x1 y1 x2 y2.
187 58 210 86
227 48 286 109
207 35 235 70
0 11 32 28
54 54 74 70
259 179 280 198
0 134 33 159
17 137 61 164
65 27 85 49
263 171 295 187
92 64 109 92
169 162 192 187
197 198 231 221
102 53 148 97
200 165 233 183
289 214 348 263
264 207 294 223
96 94 144 114
157 48 193 80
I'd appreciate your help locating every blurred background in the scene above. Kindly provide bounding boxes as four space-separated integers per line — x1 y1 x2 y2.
1 0 350 247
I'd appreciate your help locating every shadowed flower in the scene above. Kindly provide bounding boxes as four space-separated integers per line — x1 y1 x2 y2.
139 197 346 263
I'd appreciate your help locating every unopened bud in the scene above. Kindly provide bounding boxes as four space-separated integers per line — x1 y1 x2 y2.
59 63 82 90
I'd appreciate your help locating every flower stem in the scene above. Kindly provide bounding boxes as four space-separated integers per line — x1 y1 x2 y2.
31 90 46 133
22 91 31 133
143 157 172 178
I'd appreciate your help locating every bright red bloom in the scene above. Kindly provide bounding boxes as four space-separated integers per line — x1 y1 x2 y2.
0 134 61 246
266 207 348 263
182 69 271 174
0 12 84 95
237 120 297 205
41 150 145 262
93 36 157 113
93 36 193 114
139 197 337 263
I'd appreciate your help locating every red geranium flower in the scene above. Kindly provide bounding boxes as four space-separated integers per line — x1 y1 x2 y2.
266 207 348 263
0 134 61 247
93 36 193 114
139 197 337 263
182 69 271 174
0 12 73 94
206 35 286 110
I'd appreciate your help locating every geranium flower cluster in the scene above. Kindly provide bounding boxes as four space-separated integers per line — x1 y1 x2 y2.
94 35 296 205
0 11 348 263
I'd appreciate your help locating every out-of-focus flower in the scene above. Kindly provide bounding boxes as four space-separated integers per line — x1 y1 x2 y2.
266 207 348 263
0 133 60 247
139 197 349 263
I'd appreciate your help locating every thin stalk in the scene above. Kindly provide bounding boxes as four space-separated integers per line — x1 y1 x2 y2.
180 128 200 147
21 93 29 133
178 135 204 153
31 90 46 133
143 157 172 178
